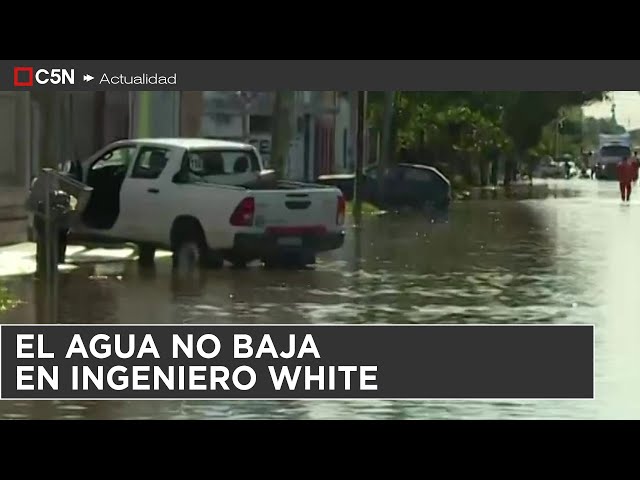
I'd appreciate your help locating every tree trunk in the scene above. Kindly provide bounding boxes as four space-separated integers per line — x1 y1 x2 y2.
271 91 295 180
390 98 399 160
479 157 489 186
353 91 367 222
378 91 394 195
490 156 499 186
180 91 204 137
504 156 513 186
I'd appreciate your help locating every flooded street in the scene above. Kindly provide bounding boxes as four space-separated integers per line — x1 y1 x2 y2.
2 179 640 419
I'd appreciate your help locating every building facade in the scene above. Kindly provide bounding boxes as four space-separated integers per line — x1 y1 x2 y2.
0 92 31 245
197 91 354 181
0 90 360 245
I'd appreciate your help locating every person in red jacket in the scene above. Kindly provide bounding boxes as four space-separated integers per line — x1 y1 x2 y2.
632 152 640 186
617 155 635 202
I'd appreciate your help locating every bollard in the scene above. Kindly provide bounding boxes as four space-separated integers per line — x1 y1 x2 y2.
34 192 68 278
27 168 93 324
28 168 92 279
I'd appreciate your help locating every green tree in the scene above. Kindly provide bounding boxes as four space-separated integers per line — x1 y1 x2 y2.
582 116 626 150
367 91 607 187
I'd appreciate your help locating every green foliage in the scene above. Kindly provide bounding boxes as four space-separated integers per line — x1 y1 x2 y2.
582 117 626 150
501 92 605 152
0 286 21 313
368 91 608 159
368 92 512 157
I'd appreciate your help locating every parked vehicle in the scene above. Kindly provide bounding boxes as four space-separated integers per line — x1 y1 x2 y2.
593 134 632 180
317 163 452 214
535 157 565 179
30 138 346 269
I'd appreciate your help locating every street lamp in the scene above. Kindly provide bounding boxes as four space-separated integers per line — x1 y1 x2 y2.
235 91 257 142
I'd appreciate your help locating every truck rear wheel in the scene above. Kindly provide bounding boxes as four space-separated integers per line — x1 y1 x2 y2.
172 228 208 272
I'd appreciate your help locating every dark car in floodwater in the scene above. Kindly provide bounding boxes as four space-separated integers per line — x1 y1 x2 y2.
317 163 452 213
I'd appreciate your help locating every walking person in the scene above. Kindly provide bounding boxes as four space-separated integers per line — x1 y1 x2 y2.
633 151 639 187
617 155 635 203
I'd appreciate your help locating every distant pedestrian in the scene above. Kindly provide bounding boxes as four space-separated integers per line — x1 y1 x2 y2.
633 152 640 186
617 155 635 203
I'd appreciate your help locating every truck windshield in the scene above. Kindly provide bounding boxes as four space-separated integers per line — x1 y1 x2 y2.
186 149 261 176
601 146 631 158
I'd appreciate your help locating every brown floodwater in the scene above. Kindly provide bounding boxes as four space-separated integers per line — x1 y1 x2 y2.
1 179 639 419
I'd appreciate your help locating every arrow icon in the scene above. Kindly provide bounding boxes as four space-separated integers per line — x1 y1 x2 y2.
83 74 94 82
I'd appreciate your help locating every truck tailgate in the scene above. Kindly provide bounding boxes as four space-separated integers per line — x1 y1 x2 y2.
253 189 341 231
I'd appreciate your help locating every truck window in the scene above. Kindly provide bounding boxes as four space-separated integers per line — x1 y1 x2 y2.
175 149 262 186
131 147 171 179
601 146 631 158
186 149 261 176
91 146 137 171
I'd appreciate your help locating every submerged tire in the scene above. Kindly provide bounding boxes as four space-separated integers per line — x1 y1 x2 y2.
173 238 205 271
172 224 208 273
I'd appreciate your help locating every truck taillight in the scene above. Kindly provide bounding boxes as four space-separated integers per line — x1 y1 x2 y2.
230 197 255 226
336 195 346 225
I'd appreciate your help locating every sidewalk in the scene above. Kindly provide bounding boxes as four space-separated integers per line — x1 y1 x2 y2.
0 242 145 278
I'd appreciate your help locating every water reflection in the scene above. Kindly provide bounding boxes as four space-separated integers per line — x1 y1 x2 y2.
0 179 637 419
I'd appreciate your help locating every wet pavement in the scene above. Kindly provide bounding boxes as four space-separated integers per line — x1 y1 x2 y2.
1 178 640 419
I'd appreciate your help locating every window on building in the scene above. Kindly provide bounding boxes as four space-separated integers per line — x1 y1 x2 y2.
215 113 232 125
250 115 272 134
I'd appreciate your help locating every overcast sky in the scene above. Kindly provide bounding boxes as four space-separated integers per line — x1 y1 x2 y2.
583 91 640 130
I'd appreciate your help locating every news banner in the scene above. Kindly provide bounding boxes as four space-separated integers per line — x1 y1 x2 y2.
0 324 594 400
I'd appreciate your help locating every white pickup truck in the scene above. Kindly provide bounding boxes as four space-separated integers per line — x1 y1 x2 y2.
40 138 346 269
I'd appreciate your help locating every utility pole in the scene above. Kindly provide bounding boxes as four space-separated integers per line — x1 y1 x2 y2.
241 106 250 142
236 91 255 142
378 91 395 194
555 114 566 161
271 91 295 179
555 119 560 161
353 91 367 223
